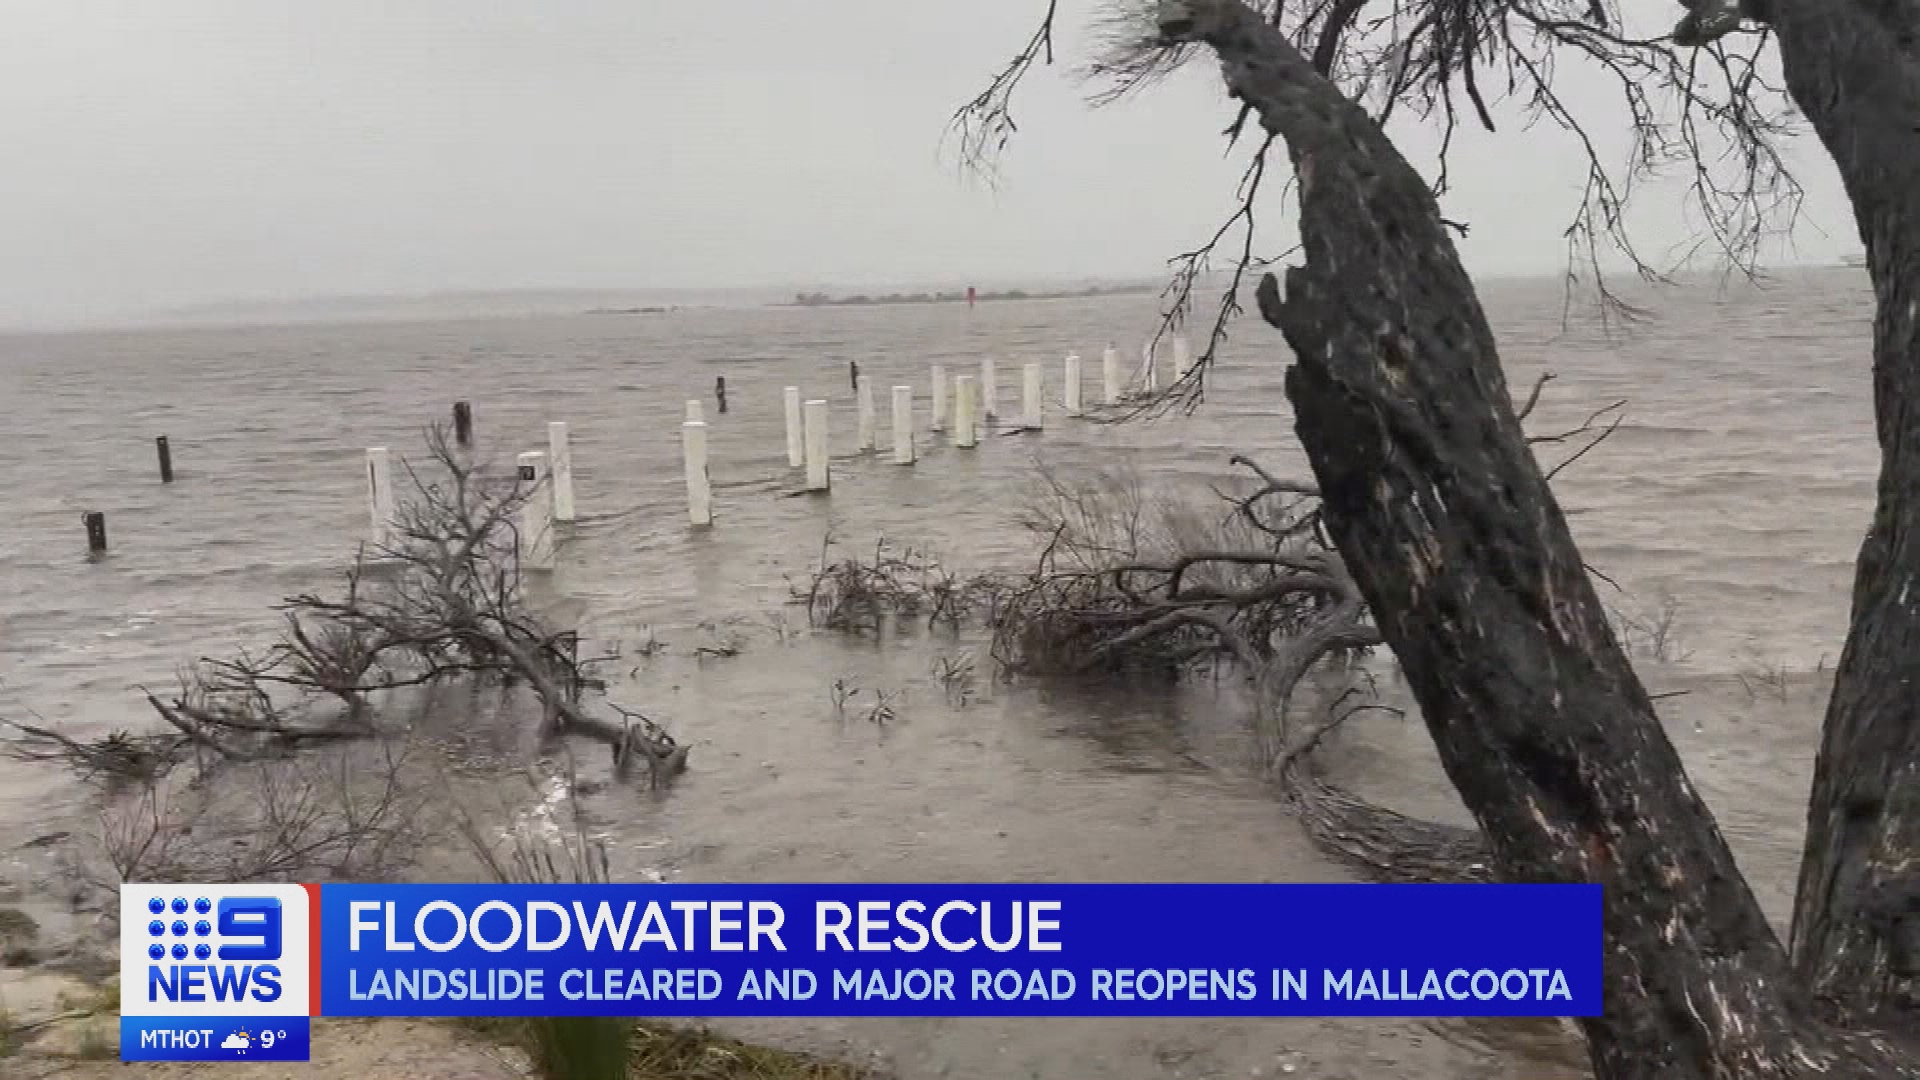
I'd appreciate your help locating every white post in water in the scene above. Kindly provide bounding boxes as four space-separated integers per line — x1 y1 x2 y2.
856 376 876 452
683 420 711 526
686 400 704 423
546 422 575 523
891 385 915 465
1141 340 1158 394
954 375 978 448
929 365 947 432
365 447 396 549
1064 355 1084 416
1103 346 1122 404
1173 335 1193 378
516 451 555 571
803 399 830 491
1021 362 1043 430
784 387 804 467
980 356 997 422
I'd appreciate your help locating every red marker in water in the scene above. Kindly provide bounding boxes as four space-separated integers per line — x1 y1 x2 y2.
966 286 976 308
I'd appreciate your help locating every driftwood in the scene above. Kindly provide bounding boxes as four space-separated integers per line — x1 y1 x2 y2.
4 424 684 790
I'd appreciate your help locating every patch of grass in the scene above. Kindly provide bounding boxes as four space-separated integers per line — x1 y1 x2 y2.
72 1019 116 1060
459 1016 877 1079
59 978 119 1016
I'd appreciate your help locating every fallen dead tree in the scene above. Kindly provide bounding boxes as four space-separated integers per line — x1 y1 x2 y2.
980 404 1611 884
4 424 686 791
790 389 1612 886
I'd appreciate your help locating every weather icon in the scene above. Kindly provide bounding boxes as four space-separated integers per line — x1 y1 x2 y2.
222 1030 252 1053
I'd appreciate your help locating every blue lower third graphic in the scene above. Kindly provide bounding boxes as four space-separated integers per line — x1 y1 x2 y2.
120 1015 310 1062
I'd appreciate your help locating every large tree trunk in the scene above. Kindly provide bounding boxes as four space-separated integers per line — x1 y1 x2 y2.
1761 0 1920 1020
1154 0 1920 1074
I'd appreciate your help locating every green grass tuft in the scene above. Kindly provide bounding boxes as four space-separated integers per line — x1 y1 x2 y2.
528 1015 634 1080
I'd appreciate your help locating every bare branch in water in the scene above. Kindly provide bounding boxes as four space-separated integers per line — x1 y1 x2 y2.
7 422 685 792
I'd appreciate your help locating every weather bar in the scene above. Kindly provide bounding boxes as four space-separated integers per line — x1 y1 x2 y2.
119 1016 310 1062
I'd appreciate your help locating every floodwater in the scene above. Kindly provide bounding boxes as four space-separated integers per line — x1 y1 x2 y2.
0 267 1879 1078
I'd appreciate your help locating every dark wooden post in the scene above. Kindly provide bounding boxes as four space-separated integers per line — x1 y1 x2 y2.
715 376 728 415
849 361 859 391
452 401 473 447
155 436 174 483
83 511 107 554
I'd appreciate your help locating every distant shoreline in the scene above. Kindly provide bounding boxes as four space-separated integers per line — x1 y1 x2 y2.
779 284 1158 309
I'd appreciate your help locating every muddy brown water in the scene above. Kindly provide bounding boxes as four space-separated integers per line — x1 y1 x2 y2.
0 267 1876 1078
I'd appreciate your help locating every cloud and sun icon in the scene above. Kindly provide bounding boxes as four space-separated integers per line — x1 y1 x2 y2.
221 1030 253 1052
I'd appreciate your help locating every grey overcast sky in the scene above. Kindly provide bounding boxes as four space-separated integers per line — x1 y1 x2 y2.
0 0 1858 327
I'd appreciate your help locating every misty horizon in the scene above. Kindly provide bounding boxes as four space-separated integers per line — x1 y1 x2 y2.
0 0 1864 332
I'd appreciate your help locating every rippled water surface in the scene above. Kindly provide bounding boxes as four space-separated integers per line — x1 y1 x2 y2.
0 267 1880 1078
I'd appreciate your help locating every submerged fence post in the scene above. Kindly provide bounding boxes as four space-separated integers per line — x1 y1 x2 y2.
84 511 107 555
784 387 805 467
516 451 554 571
453 401 473 447
892 385 915 465
856 376 876 452
1173 335 1193 377
686 400 704 424
715 376 728 415
683 420 712 526
547 422 575 523
155 436 174 483
803 400 830 491
366 446 396 549
1103 346 1122 405
980 357 998 421
1065 355 1083 416
1021 362 1043 430
954 375 978 448
930 365 947 433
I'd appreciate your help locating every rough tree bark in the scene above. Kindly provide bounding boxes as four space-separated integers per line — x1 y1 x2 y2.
1756 0 1920 1020
1153 0 1919 1075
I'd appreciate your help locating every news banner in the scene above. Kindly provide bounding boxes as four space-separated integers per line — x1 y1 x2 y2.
119 882 1602 1062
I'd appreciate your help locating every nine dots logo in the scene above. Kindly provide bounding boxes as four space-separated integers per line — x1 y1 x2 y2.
120 883 310 1063
143 895 218 962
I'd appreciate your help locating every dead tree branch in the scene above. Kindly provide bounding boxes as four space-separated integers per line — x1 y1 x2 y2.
962 0 1801 414
7 423 684 791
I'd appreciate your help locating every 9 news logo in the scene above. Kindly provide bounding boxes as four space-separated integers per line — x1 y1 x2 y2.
119 884 312 1062
140 893 283 997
